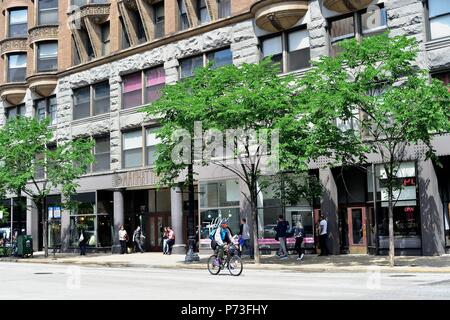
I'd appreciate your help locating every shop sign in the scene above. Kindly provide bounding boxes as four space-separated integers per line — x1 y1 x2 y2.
113 169 160 188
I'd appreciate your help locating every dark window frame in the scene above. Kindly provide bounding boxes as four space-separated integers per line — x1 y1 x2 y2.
121 126 160 169
179 47 232 79
37 0 59 25
35 95 57 125
328 4 388 56
73 81 110 120
260 25 311 74
37 41 58 72
7 53 27 83
8 8 28 38
92 135 111 173
425 0 450 41
122 66 166 109
154 1 165 38
5 104 26 120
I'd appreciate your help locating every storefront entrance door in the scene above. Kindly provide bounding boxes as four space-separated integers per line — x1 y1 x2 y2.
146 213 171 252
347 207 367 254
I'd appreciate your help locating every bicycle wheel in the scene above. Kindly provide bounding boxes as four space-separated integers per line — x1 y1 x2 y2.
228 255 243 276
207 255 221 275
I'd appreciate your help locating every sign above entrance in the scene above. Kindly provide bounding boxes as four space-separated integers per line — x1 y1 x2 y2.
113 169 160 188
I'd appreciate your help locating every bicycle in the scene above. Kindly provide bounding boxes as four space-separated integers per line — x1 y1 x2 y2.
207 243 243 276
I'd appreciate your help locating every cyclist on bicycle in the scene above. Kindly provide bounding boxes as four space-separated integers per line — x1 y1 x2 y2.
213 219 234 263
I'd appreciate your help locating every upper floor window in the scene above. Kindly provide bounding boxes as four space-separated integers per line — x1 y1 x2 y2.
120 17 131 50
8 8 28 37
154 1 165 38
198 0 210 25
7 53 27 82
92 135 110 172
329 4 387 56
179 0 189 31
218 0 231 19
73 81 110 120
122 66 166 109
428 0 450 40
37 42 58 72
35 96 57 125
101 22 110 56
180 47 232 79
122 128 160 169
38 0 58 25
261 28 310 73
5 104 25 120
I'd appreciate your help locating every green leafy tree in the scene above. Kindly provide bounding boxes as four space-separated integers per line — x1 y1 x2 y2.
0 117 95 257
298 33 450 266
143 59 325 263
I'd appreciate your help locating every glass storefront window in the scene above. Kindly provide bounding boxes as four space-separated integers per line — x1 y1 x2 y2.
69 215 96 247
47 195 61 248
199 179 240 241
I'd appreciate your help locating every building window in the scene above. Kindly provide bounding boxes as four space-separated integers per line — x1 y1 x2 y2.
120 17 131 49
73 82 110 120
179 0 189 30
73 86 91 120
180 48 232 79
154 2 165 38
93 136 110 172
5 104 25 120
122 128 160 168
35 96 57 125
146 127 161 166
261 27 310 73
8 8 28 37
122 67 165 109
101 22 110 56
428 0 450 40
131 10 147 44
37 42 58 72
199 180 240 243
329 4 387 56
145 66 166 103
38 0 58 25
218 0 231 19
7 53 27 83
122 130 143 168
69 192 96 247
197 0 210 25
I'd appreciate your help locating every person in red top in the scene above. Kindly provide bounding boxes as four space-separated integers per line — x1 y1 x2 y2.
166 227 175 255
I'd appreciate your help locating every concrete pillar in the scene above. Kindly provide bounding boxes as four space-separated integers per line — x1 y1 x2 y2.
60 195 70 252
113 189 125 254
170 186 186 254
418 160 445 255
319 168 340 255
26 197 39 252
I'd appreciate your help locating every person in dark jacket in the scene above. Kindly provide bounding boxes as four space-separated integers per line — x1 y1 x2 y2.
78 229 88 256
274 215 289 260
293 221 305 261
133 226 145 253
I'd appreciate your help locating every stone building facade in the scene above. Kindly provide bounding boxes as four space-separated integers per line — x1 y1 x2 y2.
0 0 449 255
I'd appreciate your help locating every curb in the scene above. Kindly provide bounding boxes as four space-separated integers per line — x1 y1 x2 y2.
2 258 450 273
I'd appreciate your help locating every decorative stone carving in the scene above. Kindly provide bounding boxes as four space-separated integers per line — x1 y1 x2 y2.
123 0 139 11
27 73 58 97
0 38 27 56
0 83 27 105
251 0 309 33
28 25 59 44
323 0 374 13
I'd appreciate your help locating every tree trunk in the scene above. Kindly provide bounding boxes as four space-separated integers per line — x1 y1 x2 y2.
388 188 395 267
251 203 260 264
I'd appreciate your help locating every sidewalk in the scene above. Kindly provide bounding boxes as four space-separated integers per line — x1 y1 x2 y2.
2 252 450 273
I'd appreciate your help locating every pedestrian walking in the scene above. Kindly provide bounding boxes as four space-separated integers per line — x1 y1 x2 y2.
293 221 305 261
166 227 175 255
318 214 329 256
162 227 169 254
133 226 145 253
238 218 254 259
78 229 88 256
274 215 289 260
119 225 128 254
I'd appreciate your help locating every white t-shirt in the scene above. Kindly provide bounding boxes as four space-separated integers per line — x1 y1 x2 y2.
319 220 328 235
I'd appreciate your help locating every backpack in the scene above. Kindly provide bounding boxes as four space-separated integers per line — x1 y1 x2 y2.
209 228 217 240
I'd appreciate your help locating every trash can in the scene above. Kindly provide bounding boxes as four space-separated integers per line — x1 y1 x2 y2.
17 235 33 258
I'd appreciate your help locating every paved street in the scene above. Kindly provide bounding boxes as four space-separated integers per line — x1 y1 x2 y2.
1 262 449 300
